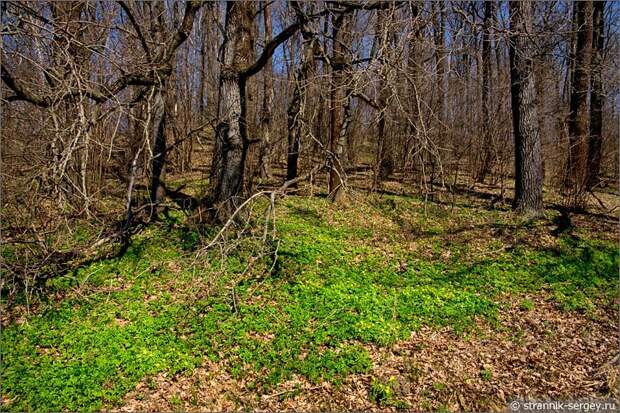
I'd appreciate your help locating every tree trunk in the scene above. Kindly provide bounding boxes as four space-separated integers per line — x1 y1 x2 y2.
199 12 206 119
328 10 354 202
476 0 494 183
565 0 593 204
149 86 167 218
434 1 447 125
258 1 274 180
508 0 543 216
372 6 395 191
208 1 254 220
587 0 604 190
287 4 317 185
405 2 422 177
206 2 220 121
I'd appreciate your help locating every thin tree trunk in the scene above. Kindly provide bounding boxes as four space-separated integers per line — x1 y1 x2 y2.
405 2 422 179
372 6 395 191
258 0 274 179
287 4 317 185
587 0 604 190
434 1 446 125
508 0 543 216
206 2 220 121
477 0 494 183
149 86 167 218
199 8 207 119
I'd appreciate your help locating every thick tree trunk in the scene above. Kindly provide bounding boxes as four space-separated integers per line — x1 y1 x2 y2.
328 10 354 202
508 0 543 216
565 0 593 204
476 0 494 183
210 75 247 219
587 0 605 190
208 2 254 220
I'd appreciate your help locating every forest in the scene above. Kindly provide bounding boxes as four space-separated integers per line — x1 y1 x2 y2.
1 0 619 411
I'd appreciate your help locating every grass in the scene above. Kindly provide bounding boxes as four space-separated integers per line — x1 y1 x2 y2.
1 194 617 411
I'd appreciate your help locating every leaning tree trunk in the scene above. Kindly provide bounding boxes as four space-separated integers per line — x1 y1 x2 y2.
587 0 605 190
508 0 543 216
328 10 354 202
565 0 593 205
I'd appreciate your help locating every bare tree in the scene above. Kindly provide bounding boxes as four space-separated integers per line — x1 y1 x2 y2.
476 0 495 183
565 0 593 205
286 2 319 185
207 0 306 221
508 0 543 215
587 0 605 190
327 7 354 202
258 0 274 180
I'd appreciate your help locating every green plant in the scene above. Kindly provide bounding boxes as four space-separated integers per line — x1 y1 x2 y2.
2 195 617 412
480 368 493 381
369 377 395 406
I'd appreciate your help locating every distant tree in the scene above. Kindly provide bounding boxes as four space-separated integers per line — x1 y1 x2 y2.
587 0 605 190
476 0 495 183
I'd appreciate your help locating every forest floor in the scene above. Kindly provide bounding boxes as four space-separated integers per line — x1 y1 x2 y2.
1 176 619 412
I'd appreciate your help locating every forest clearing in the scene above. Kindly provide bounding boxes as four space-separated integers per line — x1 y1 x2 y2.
1 0 619 412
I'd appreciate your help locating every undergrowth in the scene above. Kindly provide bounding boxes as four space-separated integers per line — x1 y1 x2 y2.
1 194 617 411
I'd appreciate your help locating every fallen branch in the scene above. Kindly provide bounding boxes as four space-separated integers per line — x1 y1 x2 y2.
199 163 325 254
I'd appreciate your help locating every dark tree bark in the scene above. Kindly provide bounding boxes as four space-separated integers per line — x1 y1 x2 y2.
328 10 354 202
208 0 307 220
258 0 274 179
565 0 593 203
476 0 494 183
508 0 543 216
286 3 318 185
208 2 254 220
587 0 605 190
